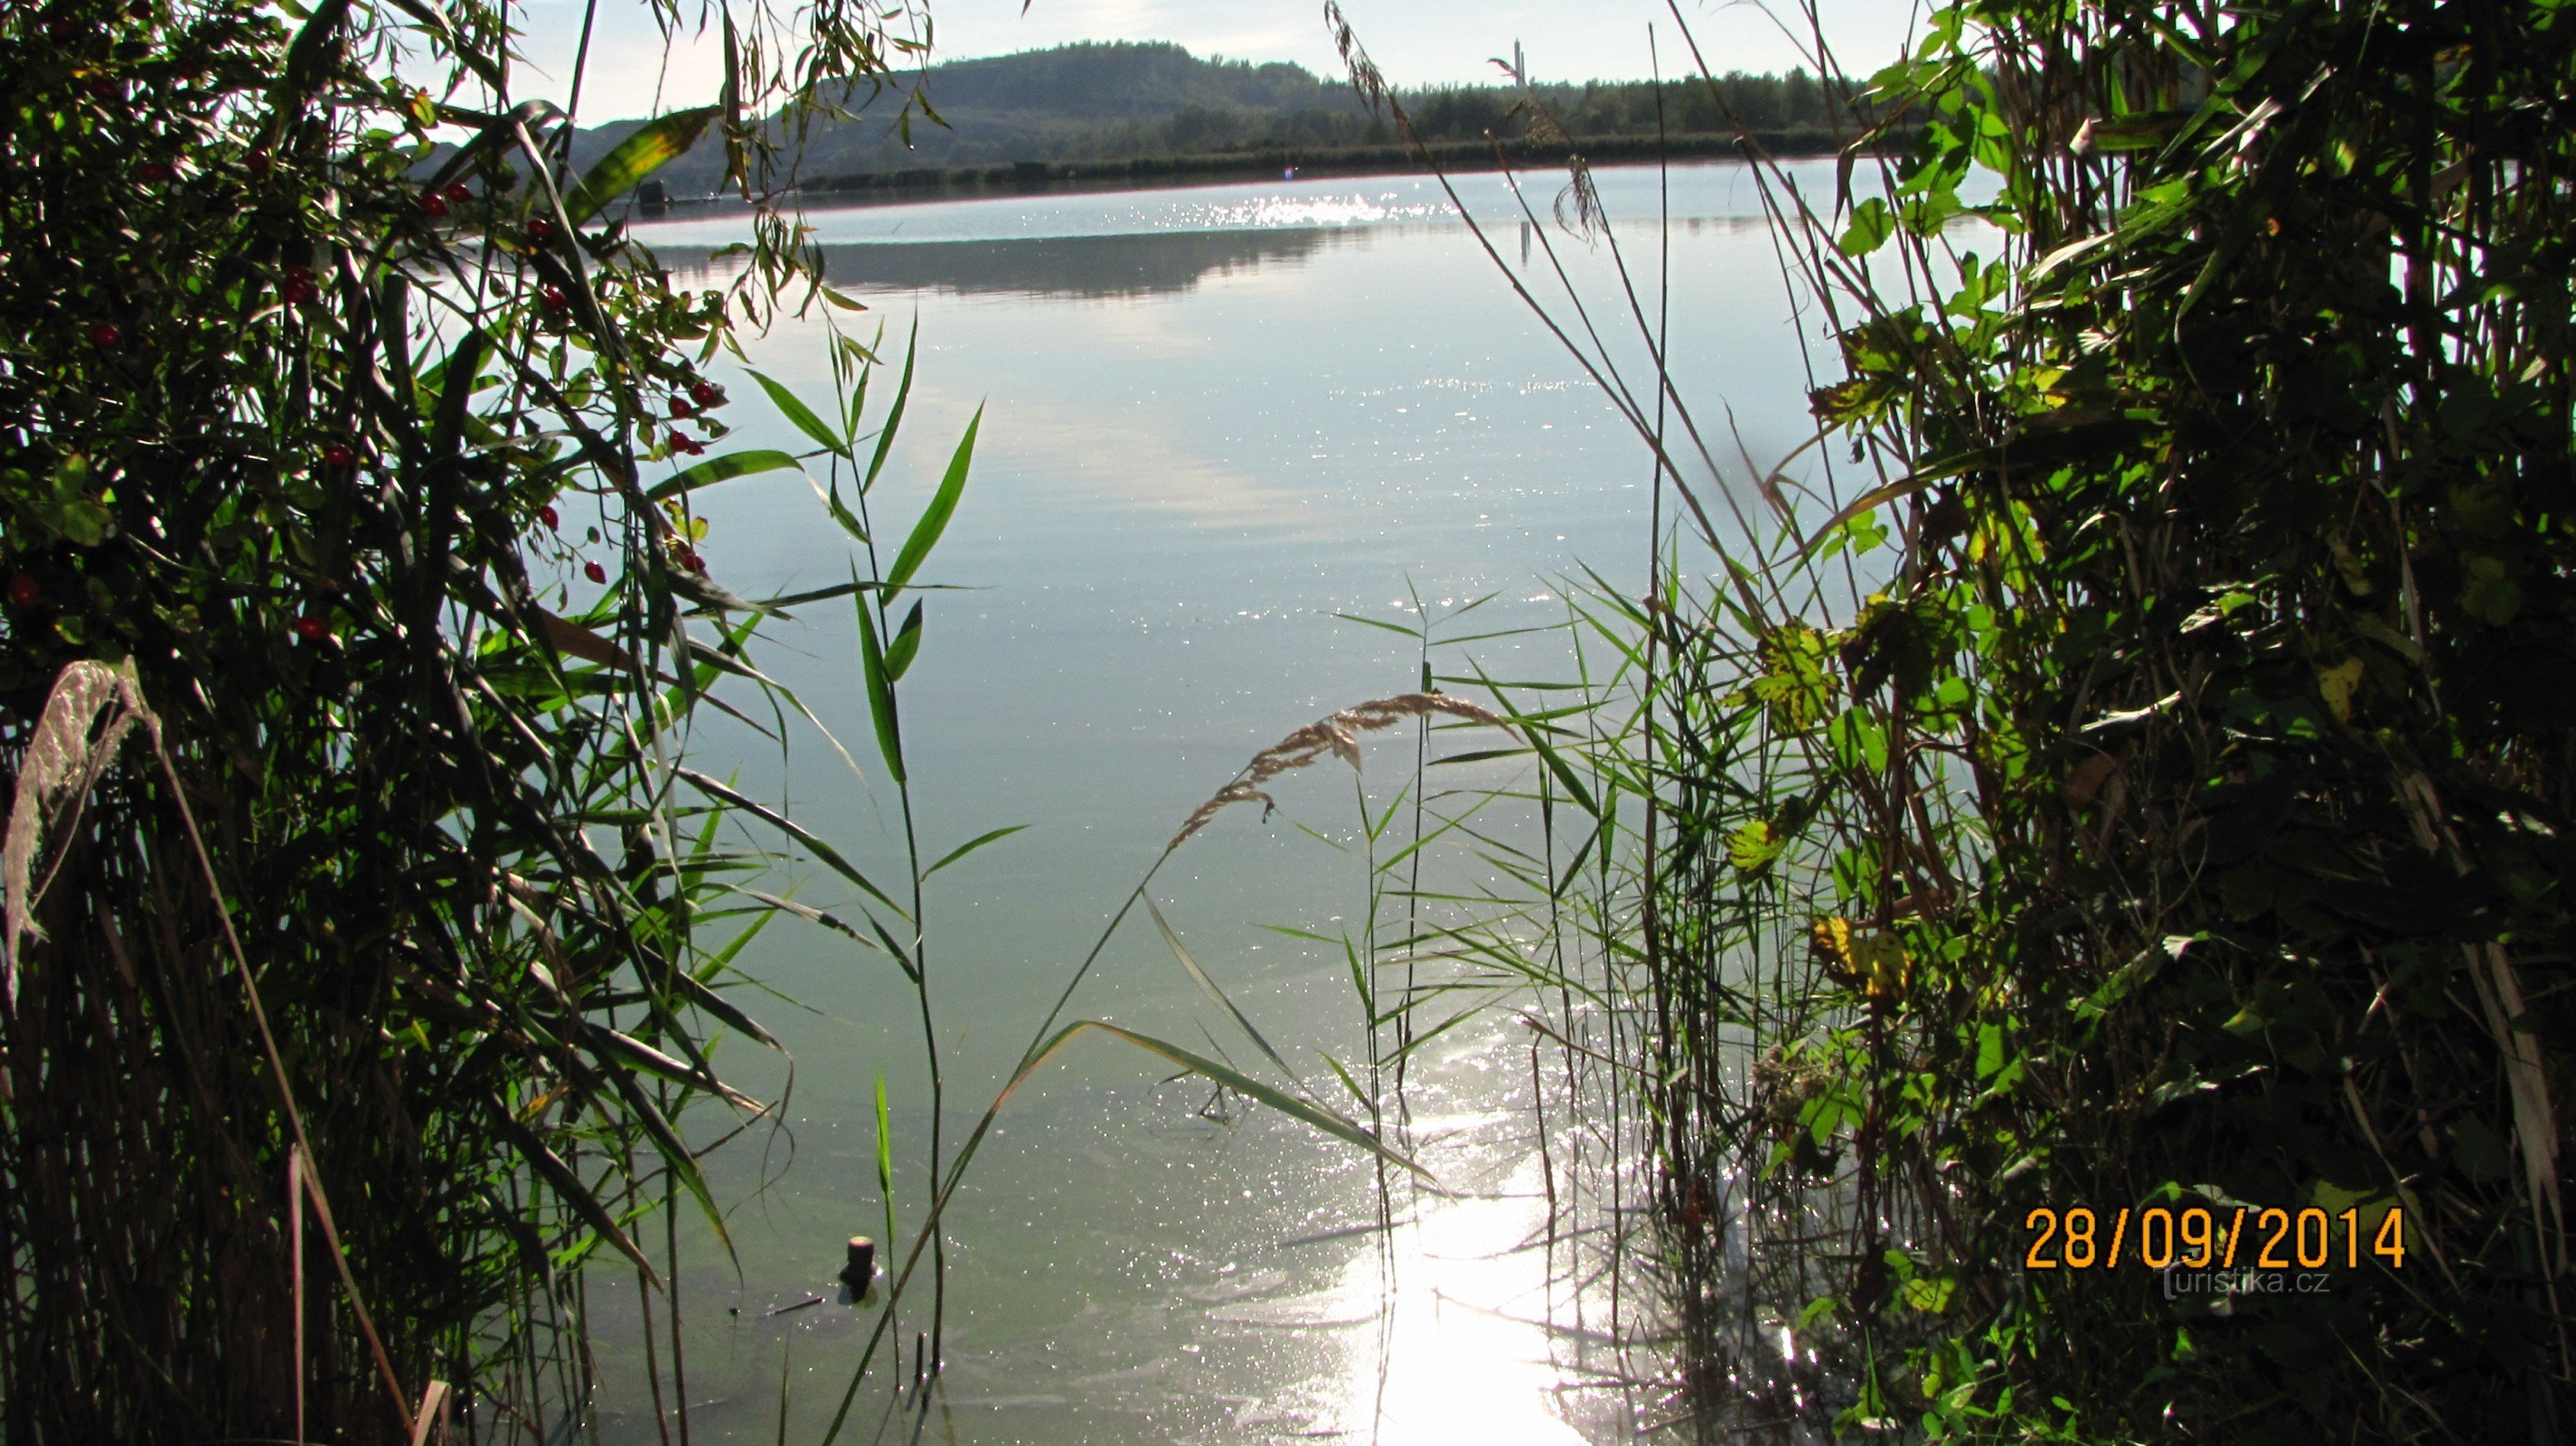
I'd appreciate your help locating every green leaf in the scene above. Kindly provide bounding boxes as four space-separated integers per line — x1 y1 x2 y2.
882 598 924 681
587 1024 753 1110
645 448 803 502
667 965 780 1050
855 584 906 785
862 324 918 493
1838 197 1894 256
873 1071 898 1255
719 6 744 190
672 767 902 915
747 370 851 458
923 824 1029 878
1975 1023 2007 1081
886 407 981 594
489 1111 660 1286
1726 818 1785 873
563 106 717 223
1333 611 1425 639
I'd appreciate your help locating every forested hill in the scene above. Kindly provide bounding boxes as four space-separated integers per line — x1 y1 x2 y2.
564 41 1841 193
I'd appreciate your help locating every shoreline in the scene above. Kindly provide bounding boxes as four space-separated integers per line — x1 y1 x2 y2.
637 127 1864 214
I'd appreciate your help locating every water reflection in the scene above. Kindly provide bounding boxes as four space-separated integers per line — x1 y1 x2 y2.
652 227 1357 300
582 163 1829 1444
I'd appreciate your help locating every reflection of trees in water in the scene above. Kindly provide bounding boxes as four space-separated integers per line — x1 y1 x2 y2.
647 213 1771 300
653 228 1352 300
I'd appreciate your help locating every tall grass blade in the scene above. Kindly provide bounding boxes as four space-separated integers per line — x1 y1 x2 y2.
1147 897 1299 1084
885 407 982 594
747 369 852 458
673 767 902 913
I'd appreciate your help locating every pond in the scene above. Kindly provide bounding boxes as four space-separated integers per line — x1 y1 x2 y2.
590 156 1833 1444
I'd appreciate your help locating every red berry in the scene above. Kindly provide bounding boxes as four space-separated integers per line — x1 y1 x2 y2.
293 615 329 641
89 323 121 349
245 148 270 177
669 396 693 418
528 216 556 243
6 572 38 608
321 443 354 468
689 380 723 408
443 182 471 204
420 192 448 219
282 264 316 305
538 503 560 531
583 559 607 585
138 160 174 183
541 285 568 313
682 549 707 574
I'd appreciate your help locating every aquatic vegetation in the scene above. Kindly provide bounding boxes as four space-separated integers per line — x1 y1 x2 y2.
1335 0 2576 1436
0 0 954 1439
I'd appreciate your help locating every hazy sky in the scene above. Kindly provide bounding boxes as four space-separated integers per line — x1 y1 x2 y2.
475 0 1929 124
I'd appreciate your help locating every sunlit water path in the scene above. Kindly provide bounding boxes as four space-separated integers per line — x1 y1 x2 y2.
587 159 1833 1444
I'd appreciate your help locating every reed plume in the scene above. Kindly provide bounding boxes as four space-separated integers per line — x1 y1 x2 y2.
1170 692 1513 850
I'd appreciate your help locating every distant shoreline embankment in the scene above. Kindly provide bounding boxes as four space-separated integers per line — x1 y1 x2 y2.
771 128 1850 205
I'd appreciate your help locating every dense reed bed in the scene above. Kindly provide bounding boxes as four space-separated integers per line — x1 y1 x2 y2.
0 0 990 1440
1333 0 2576 1438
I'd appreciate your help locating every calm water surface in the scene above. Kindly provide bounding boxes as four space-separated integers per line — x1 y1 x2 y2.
589 160 1835 1444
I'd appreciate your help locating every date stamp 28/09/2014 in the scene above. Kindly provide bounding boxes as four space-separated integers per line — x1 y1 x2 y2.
2020 1204 2410 1279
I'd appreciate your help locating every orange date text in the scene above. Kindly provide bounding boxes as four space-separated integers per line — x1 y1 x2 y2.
2021 1205 2407 1272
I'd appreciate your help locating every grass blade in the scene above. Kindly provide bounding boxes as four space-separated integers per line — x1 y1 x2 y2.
853 580 907 785
861 320 917 492
883 598 924 681
1147 897 1298 1084
922 824 1030 878
672 767 903 915
645 448 804 502
874 1071 898 1262
1003 1021 1433 1182
885 406 981 593
747 369 851 458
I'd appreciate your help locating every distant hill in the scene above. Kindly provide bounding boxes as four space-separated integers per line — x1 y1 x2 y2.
558 41 1846 198
569 42 1374 192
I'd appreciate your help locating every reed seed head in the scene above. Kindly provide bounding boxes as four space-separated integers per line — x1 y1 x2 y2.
1167 691 1513 850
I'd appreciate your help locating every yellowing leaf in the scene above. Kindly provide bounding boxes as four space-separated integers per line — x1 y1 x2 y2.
1726 818 1784 873
1852 932 1913 1000
564 106 718 223
2316 656 2364 723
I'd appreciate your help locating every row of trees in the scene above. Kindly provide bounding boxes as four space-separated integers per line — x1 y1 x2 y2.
584 42 1851 191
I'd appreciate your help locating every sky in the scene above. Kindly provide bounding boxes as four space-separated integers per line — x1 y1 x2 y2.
465 0 1930 125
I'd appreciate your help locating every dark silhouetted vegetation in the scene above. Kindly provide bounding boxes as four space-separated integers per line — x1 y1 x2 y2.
1330 0 2575 1436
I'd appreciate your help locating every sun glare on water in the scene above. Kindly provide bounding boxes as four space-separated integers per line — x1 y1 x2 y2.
1324 1142 1592 1442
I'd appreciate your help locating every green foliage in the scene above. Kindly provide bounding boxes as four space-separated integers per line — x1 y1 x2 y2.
1621 0 2576 1438
0 0 937 1441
